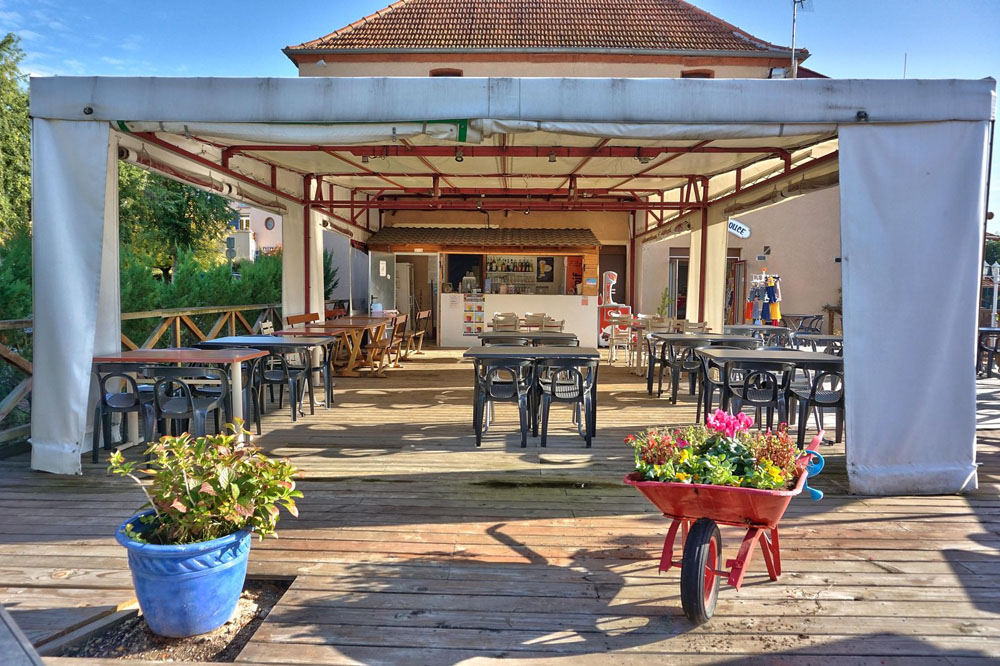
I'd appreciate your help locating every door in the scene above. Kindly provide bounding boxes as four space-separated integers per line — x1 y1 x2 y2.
726 259 747 325
369 251 395 313
599 245 628 305
668 258 689 320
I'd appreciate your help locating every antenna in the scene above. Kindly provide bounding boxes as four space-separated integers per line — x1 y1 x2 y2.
791 0 814 79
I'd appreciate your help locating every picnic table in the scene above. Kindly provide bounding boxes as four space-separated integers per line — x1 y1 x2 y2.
325 317 394 376
92 347 268 445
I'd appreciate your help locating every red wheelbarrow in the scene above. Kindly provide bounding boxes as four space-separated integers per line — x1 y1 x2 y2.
624 433 825 625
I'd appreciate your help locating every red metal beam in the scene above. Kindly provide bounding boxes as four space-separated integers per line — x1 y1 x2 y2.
228 144 793 159
308 198 705 212
133 132 303 204
634 151 839 241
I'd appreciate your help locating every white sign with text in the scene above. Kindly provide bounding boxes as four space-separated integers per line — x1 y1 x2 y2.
727 218 751 239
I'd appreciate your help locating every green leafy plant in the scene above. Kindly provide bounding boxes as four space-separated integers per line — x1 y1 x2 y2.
657 286 674 317
626 410 800 490
108 423 302 545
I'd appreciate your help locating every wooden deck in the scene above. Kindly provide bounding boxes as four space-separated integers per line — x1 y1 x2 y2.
1 348 999 664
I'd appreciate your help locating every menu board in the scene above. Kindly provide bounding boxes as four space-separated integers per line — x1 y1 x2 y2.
463 294 485 336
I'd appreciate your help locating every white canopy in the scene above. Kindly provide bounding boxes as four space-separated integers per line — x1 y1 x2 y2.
28 76 995 494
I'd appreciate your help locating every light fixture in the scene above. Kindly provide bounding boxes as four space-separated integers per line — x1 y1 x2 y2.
637 156 651 165
548 151 556 163
476 199 483 209
455 148 464 163
361 155 369 163
316 58 326 67
523 209 530 215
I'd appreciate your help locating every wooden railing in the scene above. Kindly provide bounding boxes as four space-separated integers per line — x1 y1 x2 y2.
0 303 281 446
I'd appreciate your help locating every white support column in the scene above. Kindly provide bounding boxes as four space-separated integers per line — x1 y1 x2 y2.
30 121 120 474
702 211 729 332
280 203 325 322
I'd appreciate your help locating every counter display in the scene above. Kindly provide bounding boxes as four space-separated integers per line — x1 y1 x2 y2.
440 293 598 348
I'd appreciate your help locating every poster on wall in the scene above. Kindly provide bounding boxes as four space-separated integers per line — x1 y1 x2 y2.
536 257 554 283
463 294 485 336
566 256 584 294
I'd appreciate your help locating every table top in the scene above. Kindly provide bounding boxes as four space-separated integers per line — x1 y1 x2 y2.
980 327 1000 334
651 333 751 344
793 333 842 342
464 345 600 360
93 348 268 364
479 331 578 342
330 317 391 328
197 335 337 348
278 327 346 338
697 347 843 368
725 325 792 334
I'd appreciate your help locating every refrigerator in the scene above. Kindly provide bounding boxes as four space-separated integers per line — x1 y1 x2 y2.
395 262 415 323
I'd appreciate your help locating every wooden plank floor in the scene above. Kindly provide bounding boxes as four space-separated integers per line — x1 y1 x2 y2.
2 348 999 664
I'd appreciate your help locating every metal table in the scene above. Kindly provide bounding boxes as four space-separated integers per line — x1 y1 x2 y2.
93 347 268 445
781 313 824 331
478 331 578 346
792 333 843 352
646 333 758 395
197 335 340 408
464 346 601 436
697 347 843 371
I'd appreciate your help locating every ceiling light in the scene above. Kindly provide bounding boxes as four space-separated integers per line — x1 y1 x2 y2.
523 209 530 215
361 155 369 163
455 148 464 163
548 151 556 163
637 156 652 165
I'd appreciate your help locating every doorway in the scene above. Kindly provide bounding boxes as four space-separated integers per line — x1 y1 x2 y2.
394 252 439 339
668 257 689 320
369 251 395 313
599 245 628 305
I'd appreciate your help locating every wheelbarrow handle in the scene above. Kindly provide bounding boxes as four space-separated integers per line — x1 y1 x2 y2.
802 450 825 501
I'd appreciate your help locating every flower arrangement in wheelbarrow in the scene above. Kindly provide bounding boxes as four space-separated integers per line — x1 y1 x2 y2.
108 423 302 637
624 410 824 625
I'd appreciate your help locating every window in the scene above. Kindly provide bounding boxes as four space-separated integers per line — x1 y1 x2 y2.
681 69 714 79
430 68 463 77
264 217 275 231
239 215 250 230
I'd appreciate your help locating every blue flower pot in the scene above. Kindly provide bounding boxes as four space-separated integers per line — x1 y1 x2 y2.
115 510 251 637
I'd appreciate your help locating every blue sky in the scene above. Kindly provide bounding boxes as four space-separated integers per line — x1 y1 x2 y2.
3 0 999 220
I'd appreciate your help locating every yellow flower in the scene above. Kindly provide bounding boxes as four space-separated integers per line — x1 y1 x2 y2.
678 448 691 463
675 472 691 482
767 466 784 482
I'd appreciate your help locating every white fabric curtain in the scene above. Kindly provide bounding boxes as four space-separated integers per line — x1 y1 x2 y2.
839 121 989 494
30 121 120 475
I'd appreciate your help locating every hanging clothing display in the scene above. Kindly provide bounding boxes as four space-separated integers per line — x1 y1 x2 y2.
745 273 782 325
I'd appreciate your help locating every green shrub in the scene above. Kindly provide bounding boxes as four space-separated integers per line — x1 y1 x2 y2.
108 424 302 545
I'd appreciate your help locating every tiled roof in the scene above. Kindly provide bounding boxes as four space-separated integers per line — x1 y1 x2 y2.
286 0 795 55
367 226 600 248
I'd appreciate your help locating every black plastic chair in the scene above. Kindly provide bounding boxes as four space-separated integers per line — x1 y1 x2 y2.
792 370 845 448
192 355 262 435
474 359 534 448
645 335 664 396
147 366 229 438
696 341 761 421
535 358 598 448
657 342 701 403
725 361 794 431
260 352 314 421
91 363 156 463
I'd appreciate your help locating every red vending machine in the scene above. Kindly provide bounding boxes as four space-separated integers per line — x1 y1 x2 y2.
598 271 631 347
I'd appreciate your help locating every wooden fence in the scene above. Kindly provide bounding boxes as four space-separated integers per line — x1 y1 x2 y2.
0 303 281 446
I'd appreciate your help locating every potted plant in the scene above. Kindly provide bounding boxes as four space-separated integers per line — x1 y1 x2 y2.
108 424 301 637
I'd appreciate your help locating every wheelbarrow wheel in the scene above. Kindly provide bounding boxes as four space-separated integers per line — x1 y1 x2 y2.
680 518 722 625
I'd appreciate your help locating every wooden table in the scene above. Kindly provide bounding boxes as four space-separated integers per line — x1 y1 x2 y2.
92 347 268 443
325 318 392 376
197 335 341 407
478 331 578 346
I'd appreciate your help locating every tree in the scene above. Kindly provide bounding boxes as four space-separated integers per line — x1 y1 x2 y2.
985 239 1000 266
0 33 30 242
118 163 235 281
